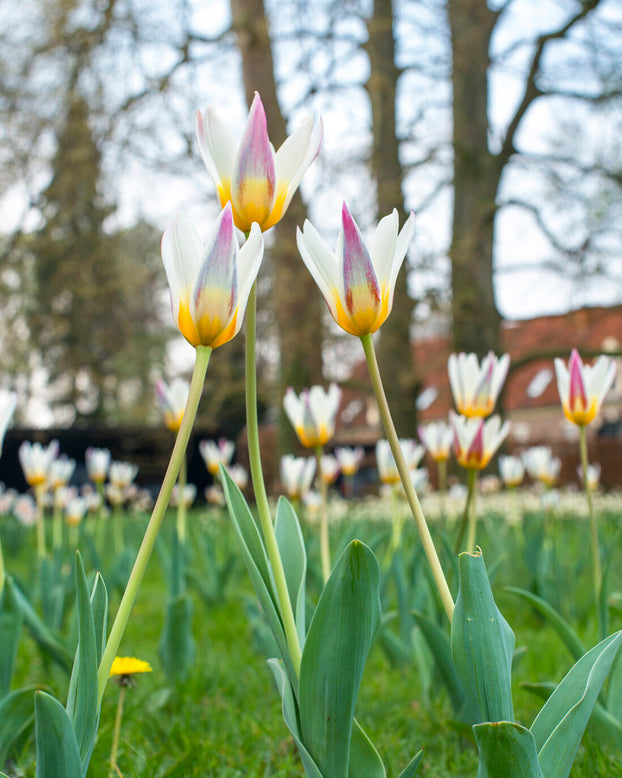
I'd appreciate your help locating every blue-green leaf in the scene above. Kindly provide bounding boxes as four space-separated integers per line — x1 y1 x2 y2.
268 659 324 778
452 551 515 724
505 587 585 662
65 553 99 772
275 497 307 647
396 749 424 778
412 610 474 723
221 466 296 685
35 691 84 778
348 719 386 778
90 573 107 668
531 630 622 778
0 686 36 765
158 593 195 682
473 721 543 777
299 540 381 778
0 577 23 698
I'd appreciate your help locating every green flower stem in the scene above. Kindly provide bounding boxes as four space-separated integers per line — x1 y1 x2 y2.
52 498 63 553
0 534 5 596
245 282 302 674
580 425 601 617
35 484 47 559
314 445 331 583
177 454 187 545
108 685 126 778
360 333 454 622
465 468 478 554
97 345 211 705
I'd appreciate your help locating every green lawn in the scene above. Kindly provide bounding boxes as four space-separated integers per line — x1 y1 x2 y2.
3 497 622 777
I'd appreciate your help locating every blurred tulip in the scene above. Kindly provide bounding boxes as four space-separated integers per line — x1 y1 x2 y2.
283 383 342 448
199 438 235 476
0 390 17 457
279 455 316 500
498 455 525 489
376 439 424 485
450 412 510 470
554 348 616 426
109 461 139 490
448 351 509 418
334 446 364 476
319 454 340 485
156 378 190 432
18 440 60 488
418 421 453 463
48 455 76 491
86 447 111 484
195 92 322 232
297 203 416 337
522 446 561 488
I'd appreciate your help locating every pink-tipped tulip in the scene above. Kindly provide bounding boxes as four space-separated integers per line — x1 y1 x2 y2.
450 412 510 470
448 351 510 418
195 93 322 233
554 348 616 427
283 384 342 449
297 203 416 337
161 204 263 349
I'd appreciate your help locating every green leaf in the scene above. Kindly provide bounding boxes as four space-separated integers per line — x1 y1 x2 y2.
0 577 23 698
348 719 386 778
275 497 307 647
11 581 72 672
35 690 84 778
452 551 515 724
268 659 324 778
412 610 474 723
65 553 99 773
396 750 424 778
90 573 108 668
0 686 36 765
505 587 585 661
158 593 195 682
531 630 622 778
473 721 543 777
221 466 296 686
299 540 381 778
523 681 622 753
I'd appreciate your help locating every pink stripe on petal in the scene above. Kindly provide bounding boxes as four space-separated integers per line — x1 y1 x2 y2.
568 349 587 409
194 205 237 315
341 203 380 315
235 94 275 200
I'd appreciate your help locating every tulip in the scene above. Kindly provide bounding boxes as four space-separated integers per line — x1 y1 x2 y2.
227 463 249 491
579 462 601 492
86 447 111 485
199 438 235 477
195 92 322 233
279 455 316 500
334 446 364 477
18 440 60 488
319 454 340 485
450 412 510 471
283 383 342 449
109 461 139 490
0 390 17 457
161 204 264 349
522 446 560 488
297 203 416 337
448 351 510 418
376 439 424 485
156 378 190 433
48 455 76 491
554 348 616 427
418 421 453 463
498 454 525 489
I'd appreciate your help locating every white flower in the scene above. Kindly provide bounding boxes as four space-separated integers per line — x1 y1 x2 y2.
199 438 235 476
450 412 510 470
279 455 316 499
19 440 60 488
448 351 510 418
418 421 453 463
283 383 342 448
86 448 111 484
522 446 561 488
554 348 616 427
0 390 17 457
108 461 139 489
375 439 424 484
498 455 525 488
334 446 364 476
156 378 190 432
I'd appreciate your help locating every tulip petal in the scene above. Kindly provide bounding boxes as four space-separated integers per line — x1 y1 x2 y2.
297 223 340 323
195 108 238 206
161 214 204 332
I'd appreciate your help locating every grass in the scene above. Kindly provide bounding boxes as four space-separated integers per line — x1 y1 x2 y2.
3 492 622 777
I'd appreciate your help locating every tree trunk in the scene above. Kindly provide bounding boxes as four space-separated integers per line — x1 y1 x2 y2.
448 0 502 357
366 0 419 437
230 0 324 453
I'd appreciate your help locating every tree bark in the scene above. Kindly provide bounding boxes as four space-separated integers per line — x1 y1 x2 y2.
448 0 502 357
366 0 419 437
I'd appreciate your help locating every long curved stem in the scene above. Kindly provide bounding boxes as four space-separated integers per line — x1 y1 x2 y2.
245 282 302 674
580 425 601 624
360 334 454 622
97 346 211 704
315 445 331 583
465 468 478 554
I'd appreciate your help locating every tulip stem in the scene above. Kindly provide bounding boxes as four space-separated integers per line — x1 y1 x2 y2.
314 445 331 583
245 282 302 674
97 345 211 705
360 333 454 622
579 425 602 628
465 468 478 554
35 485 47 559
